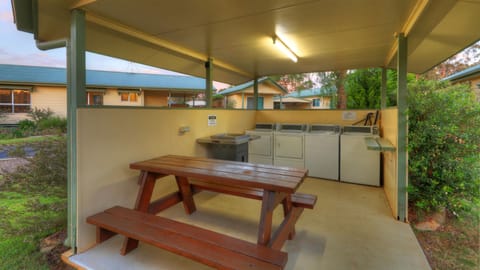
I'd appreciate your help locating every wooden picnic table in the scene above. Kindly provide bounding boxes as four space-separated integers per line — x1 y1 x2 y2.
88 155 316 270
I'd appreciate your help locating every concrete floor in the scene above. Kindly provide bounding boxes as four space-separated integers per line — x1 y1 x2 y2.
69 178 431 270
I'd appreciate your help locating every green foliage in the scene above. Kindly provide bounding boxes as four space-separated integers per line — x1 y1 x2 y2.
0 137 67 269
3 137 67 193
17 119 36 137
408 80 480 216
28 107 54 123
344 68 415 109
0 108 66 139
37 116 67 134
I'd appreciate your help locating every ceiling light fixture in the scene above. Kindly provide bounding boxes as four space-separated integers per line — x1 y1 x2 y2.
273 36 298 63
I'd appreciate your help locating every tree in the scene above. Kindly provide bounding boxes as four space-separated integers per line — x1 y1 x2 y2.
317 71 347 109
344 68 415 109
423 41 480 80
269 73 317 92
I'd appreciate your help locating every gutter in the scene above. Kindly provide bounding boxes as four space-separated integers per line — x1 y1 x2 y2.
36 39 68 51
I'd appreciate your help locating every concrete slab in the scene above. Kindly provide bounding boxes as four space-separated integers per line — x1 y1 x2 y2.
69 178 431 270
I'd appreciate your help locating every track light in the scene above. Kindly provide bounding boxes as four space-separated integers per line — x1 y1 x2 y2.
273 36 298 63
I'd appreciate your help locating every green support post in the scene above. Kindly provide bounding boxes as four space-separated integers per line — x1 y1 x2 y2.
253 78 259 110
205 58 213 108
381 67 387 109
397 33 408 222
65 9 86 250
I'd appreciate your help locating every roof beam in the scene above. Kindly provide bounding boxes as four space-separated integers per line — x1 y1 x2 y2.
70 0 97 10
384 0 430 67
85 12 252 78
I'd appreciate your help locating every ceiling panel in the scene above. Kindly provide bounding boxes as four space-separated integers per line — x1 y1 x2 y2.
29 0 479 84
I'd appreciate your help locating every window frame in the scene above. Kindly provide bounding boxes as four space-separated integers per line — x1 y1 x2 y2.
0 87 32 113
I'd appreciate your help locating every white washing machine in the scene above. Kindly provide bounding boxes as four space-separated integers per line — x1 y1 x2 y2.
246 123 276 165
340 126 380 186
274 123 306 169
305 124 340 180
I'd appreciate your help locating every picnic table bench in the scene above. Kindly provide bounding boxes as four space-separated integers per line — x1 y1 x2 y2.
87 155 316 270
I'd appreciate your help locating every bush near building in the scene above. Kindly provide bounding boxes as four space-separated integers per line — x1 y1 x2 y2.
408 80 480 217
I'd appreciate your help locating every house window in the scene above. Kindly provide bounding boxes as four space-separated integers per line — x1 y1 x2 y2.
120 92 138 102
246 97 264 109
87 92 104 106
0 88 31 113
312 98 320 107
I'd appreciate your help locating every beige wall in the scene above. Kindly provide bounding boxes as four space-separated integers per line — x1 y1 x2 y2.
144 91 169 107
380 108 399 218
255 109 377 125
76 108 256 252
31 86 67 117
103 89 143 106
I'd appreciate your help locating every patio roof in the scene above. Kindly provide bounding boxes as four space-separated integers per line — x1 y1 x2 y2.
0 64 210 91
11 0 480 84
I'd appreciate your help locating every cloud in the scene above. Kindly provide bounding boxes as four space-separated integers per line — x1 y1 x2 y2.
0 0 13 23
0 49 66 67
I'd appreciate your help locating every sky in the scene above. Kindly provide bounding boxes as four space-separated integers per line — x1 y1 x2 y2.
0 0 229 89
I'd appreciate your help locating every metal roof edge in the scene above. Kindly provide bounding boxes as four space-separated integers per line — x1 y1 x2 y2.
441 64 480 82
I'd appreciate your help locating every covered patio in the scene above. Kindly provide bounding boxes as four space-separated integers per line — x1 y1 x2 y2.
10 0 479 269
69 178 430 269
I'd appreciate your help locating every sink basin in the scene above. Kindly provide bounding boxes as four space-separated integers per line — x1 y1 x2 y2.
210 133 250 143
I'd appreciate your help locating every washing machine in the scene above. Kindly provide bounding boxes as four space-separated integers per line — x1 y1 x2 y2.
274 123 306 169
340 125 380 186
246 123 276 165
305 124 340 180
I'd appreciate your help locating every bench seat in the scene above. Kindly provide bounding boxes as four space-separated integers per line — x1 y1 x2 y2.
87 206 288 270
190 180 317 209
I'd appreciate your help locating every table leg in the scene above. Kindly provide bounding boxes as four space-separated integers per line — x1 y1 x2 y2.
257 190 276 245
121 171 157 255
282 195 296 240
175 176 197 214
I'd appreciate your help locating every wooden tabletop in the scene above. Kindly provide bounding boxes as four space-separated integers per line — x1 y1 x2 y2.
130 155 308 193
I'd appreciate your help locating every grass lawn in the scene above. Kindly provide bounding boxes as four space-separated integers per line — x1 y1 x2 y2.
0 136 68 270
0 189 67 269
0 135 63 146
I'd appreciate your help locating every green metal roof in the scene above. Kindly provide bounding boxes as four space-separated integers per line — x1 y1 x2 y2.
442 64 480 82
285 86 336 98
0 64 211 91
218 77 287 95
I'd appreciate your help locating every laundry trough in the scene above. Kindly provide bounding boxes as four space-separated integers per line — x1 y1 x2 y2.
197 133 258 162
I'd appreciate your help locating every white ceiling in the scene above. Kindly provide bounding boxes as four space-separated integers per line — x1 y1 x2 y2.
33 0 480 84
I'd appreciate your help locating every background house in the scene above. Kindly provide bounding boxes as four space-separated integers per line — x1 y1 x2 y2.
283 86 336 109
0 64 209 123
218 77 288 109
273 96 311 109
442 64 480 101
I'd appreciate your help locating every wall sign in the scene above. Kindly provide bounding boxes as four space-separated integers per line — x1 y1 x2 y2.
208 115 217 126
342 111 357 121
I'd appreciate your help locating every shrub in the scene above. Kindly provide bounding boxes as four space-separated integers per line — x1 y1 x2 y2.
3 137 67 194
37 117 67 134
408 80 480 217
28 108 54 123
17 119 36 137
